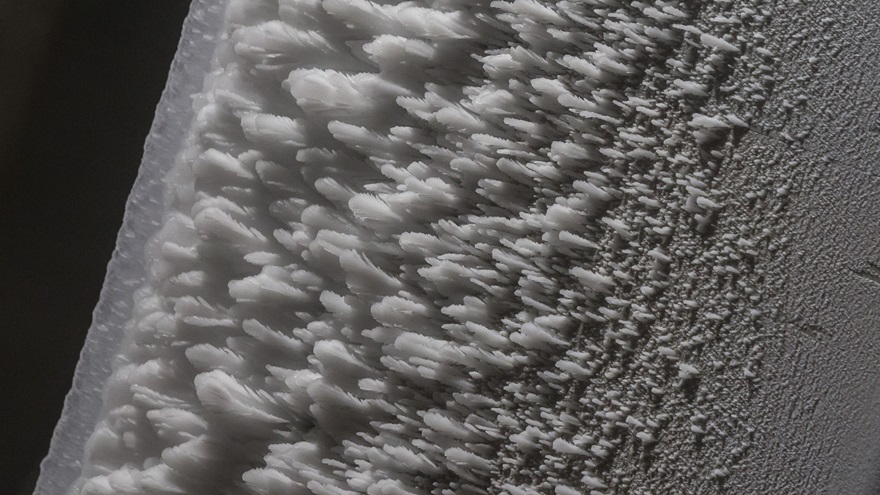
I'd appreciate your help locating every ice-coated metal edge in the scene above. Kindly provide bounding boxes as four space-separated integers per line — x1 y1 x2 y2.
34 1 227 493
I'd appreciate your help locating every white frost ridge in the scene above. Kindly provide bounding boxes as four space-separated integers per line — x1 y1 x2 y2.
46 0 872 494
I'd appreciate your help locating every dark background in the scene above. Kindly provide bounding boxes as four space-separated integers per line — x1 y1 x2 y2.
0 1 191 492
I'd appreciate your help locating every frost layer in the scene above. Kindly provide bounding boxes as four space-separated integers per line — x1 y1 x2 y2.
45 0 880 494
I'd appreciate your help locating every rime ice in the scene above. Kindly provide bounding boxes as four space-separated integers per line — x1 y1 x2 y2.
38 0 880 494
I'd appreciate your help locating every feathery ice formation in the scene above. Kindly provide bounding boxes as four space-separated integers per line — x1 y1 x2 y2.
52 0 880 493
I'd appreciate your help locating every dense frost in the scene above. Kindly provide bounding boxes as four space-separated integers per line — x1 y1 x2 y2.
38 0 880 493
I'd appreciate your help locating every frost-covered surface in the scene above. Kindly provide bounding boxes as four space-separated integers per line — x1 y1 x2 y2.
43 0 880 493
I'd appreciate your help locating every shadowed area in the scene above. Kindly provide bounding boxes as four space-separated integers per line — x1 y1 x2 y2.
0 2 190 492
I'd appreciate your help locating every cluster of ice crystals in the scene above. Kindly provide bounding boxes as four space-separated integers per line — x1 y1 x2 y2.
73 0 803 494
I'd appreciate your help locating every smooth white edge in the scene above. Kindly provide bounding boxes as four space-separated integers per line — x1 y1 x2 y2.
33 1 227 493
